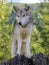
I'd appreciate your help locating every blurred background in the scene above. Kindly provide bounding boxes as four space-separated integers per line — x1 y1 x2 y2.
0 0 49 62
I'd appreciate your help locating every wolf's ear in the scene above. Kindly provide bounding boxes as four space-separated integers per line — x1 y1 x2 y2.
25 5 30 12
13 5 19 12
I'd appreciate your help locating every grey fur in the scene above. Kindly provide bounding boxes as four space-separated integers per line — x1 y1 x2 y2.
11 5 33 58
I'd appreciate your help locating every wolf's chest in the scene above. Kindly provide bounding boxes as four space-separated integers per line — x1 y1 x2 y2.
20 28 28 40
14 23 32 39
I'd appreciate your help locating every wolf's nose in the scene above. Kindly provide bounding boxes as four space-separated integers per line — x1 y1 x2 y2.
19 22 22 25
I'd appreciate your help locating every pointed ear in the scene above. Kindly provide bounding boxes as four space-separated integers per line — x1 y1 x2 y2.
13 5 19 12
25 5 30 12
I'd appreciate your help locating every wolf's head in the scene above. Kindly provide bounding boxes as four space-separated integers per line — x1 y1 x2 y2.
13 5 32 27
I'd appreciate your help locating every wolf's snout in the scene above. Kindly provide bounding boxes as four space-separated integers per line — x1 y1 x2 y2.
19 22 22 25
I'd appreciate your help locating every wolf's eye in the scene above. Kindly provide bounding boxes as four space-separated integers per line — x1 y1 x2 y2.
23 14 25 17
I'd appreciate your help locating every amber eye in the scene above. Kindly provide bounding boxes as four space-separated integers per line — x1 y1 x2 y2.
23 14 25 17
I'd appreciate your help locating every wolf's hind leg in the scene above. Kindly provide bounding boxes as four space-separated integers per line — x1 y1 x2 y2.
21 42 26 55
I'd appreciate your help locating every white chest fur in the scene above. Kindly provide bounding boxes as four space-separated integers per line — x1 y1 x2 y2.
14 23 32 40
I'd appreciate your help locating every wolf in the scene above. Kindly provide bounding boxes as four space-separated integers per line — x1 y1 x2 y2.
11 5 33 58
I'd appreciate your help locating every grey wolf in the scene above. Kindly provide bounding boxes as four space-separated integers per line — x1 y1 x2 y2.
11 5 33 58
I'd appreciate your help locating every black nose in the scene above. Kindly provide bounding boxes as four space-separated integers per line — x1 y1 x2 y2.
19 22 22 25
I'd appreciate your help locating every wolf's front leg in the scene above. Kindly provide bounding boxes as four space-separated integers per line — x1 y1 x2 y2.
11 38 16 58
17 38 22 55
11 41 16 58
26 36 31 58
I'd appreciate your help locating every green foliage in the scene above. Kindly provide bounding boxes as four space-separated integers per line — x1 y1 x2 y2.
0 2 49 62
30 2 49 56
0 2 12 62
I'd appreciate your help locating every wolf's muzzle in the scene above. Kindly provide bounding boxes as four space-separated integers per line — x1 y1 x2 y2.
19 22 22 25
